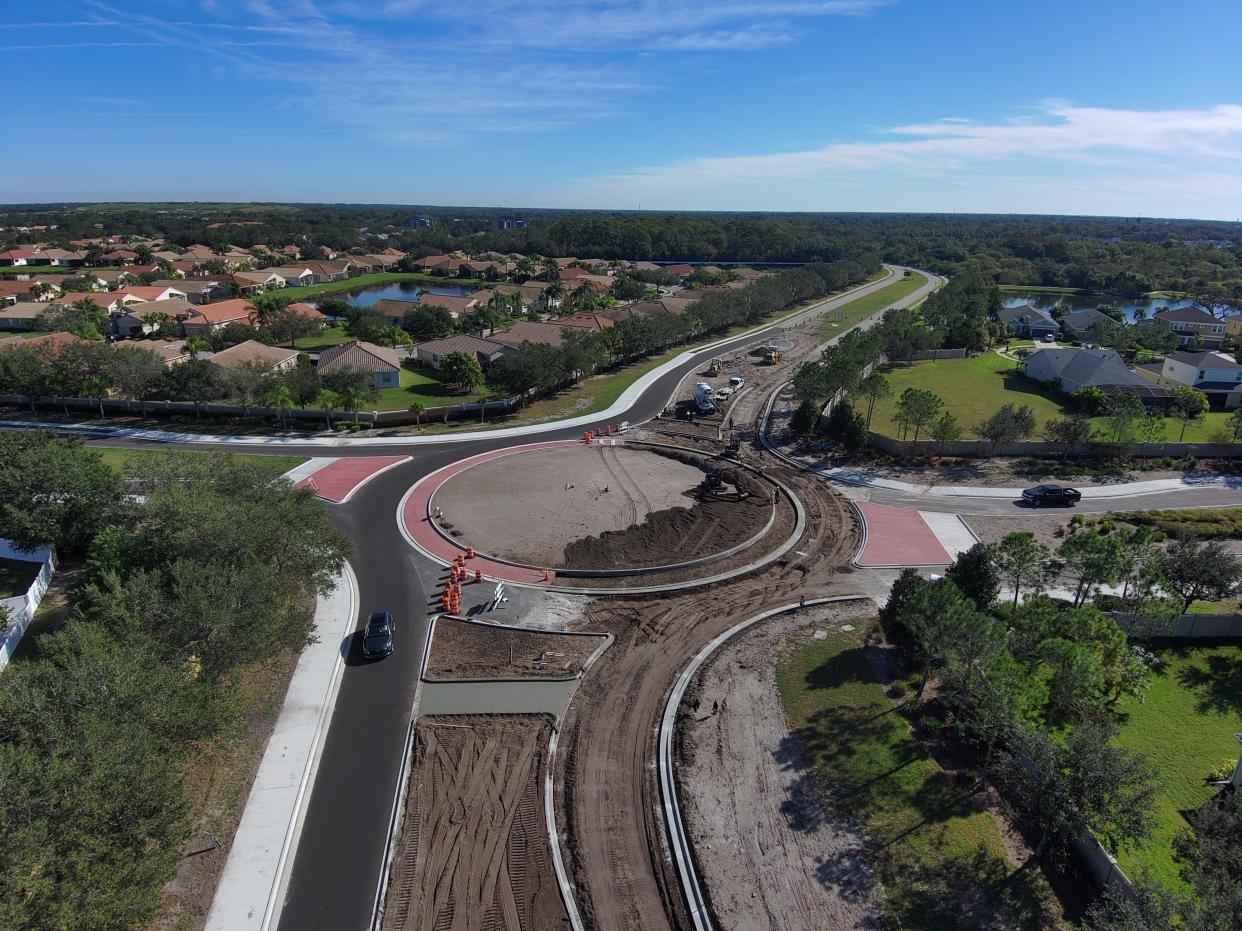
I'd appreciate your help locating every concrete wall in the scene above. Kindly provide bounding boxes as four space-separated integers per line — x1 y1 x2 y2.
907 348 968 361
866 432 1242 459
0 540 56 671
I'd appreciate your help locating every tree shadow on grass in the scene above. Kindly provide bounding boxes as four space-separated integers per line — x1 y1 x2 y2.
1175 649 1242 716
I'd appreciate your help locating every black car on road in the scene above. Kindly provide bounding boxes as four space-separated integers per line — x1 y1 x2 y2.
1021 484 1082 507
361 611 395 659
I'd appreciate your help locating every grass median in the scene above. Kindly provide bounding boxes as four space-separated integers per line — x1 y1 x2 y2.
819 272 928 339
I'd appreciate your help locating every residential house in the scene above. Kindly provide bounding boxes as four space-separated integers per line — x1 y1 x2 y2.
316 340 401 388
151 279 224 305
269 266 316 288
558 313 615 332
663 263 694 279
412 334 516 371
0 331 89 352
632 261 661 273
371 299 419 321
303 260 354 283
0 248 38 266
207 339 300 373
997 303 1060 339
117 339 188 367
178 299 257 336
115 298 195 338
1059 308 1120 344
1021 347 1173 406
0 280 49 303
40 249 89 267
415 293 482 318
285 302 326 323
1158 350 1242 409
1154 306 1227 349
490 320 572 348
0 302 46 330
120 285 189 304
231 270 285 294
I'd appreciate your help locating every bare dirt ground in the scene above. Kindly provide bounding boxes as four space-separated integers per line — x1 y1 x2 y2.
424 616 607 681
966 514 1072 550
383 715 569 931
678 601 881 931
554 456 863 931
434 444 703 567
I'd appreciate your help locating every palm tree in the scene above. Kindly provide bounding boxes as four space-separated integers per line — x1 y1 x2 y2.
185 336 211 359
265 385 296 430
407 401 426 431
315 388 341 429
340 384 367 426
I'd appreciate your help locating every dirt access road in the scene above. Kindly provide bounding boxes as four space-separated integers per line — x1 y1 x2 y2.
679 602 880 931
554 459 861 931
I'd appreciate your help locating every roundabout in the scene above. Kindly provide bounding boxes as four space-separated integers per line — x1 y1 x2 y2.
397 437 804 591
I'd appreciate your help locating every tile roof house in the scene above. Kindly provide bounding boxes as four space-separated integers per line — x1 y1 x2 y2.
178 299 258 335
316 340 401 388
371 298 420 320
269 266 316 287
0 331 90 352
1154 306 1227 349
207 339 300 372
412 334 516 370
114 298 196 337
1158 350 1242 409
997 303 1060 338
150 279 224 304
490 320 571 348
415 293 482 318
558 313 615 331
118 338 188 367
285 302 326 322
663 263 694 278
0 302 46 330
231 270 285 294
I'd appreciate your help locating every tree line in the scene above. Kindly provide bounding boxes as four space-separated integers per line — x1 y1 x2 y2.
0 432 351 928
879 527 1241 930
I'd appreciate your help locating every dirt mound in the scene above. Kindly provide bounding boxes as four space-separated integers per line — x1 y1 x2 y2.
425 617 608 681
562 487 771 570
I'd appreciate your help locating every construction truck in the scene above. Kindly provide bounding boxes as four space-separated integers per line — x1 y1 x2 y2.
707 358 722 377
693 382 717 414
762 345 782 364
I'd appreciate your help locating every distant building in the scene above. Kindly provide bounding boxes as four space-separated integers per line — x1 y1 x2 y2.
405 217 432 229
499 218 529 230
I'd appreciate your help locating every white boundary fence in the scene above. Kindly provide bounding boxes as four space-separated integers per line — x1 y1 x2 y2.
0 540 56 671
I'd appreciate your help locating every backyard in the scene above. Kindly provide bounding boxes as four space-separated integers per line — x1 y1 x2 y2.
1111 646 1242 892
777 630 1062 930
372 361 490 412
867 353 1233 443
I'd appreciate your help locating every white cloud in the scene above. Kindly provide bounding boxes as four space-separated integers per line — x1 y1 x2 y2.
568 103 1242 198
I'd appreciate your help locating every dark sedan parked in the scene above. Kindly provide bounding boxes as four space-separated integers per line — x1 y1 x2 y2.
361 610 395 659
1021 484 1082 507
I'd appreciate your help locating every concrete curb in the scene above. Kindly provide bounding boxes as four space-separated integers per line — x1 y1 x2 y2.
657 596 868 931
205 561 359 931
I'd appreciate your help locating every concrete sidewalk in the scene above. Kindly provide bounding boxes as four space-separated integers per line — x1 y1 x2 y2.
205 563 358 931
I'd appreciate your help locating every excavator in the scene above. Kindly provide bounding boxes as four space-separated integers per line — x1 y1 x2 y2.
762 345 781 364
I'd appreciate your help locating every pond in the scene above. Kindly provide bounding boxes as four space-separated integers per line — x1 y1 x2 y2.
338 281 470 309
1001 292 1195 324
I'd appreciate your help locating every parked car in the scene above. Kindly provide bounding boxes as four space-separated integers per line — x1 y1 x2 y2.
728 376 745 390
1021 484 1081 507
362 610 395 658
1040 332 1056 342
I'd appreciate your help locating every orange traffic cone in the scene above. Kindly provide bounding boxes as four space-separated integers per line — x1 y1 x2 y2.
474 568 483 583
465 544 475 559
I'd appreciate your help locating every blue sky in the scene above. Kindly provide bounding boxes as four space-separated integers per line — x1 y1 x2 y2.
4 0 1242 219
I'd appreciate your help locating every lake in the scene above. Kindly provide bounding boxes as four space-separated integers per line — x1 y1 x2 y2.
338 281 469 308
1001 292 1195 324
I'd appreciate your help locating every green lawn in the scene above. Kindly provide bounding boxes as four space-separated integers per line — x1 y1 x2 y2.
998 285 1088 295
869 354 1234 442
371 361 489 412
0 265 118 277
820 272 929 338
291 323 353 352
92 447 308 478
0 329 36 339
777 630 1061 930
275 271 488 301
1112 646 1242 892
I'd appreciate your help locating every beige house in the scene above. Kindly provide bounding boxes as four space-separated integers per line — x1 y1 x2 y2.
207 339 300 372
